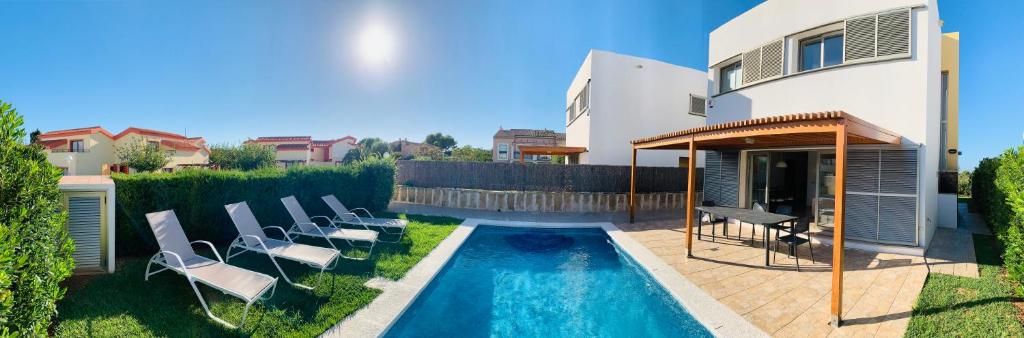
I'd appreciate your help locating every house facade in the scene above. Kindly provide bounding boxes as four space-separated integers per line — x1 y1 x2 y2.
491 128 566 163
36 126 210 175
566 50 708 167
391 139 441 159
245 136 357 167
701 0 958 249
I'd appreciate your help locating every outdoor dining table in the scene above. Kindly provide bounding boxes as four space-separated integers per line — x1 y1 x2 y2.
695 206 799 266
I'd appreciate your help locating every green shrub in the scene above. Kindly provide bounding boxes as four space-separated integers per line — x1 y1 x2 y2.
0 101 76 335
972 147 1024 293
208 143 276 170
112 160 396 257
117 141 170 172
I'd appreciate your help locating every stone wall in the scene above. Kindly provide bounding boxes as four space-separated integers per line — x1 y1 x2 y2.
392 185 692 213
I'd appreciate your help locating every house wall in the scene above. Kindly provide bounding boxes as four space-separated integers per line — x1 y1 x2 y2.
330 142 356 162
565 52 593 165
492 136 514 162
567 50 708 167
707 0 942 247
43 132 116 175
940 32 959 172
114 133 209 171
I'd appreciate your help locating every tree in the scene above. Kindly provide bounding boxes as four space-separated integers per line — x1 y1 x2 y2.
29 129 40 144
358 138 390 158
0 100 75 334
424 133 457 153
117 141 170 172
448 145 491 162
958 170 972 196
550 155 566 165
342 148 363 164
209 143 275 170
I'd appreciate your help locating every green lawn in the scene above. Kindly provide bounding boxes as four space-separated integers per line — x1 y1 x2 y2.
906 234 1024 337
54 213 461 338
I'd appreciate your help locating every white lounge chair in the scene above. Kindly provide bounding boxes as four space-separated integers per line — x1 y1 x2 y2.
280 196 379 260
144 210 277 329
321 194 408 243
224 201 341 290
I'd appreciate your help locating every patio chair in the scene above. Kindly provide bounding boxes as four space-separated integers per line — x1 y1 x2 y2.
321 194 408 243
773 217 815 271
280 196 379 260
697 200 727 242
143 210 278 329
224 201 341 290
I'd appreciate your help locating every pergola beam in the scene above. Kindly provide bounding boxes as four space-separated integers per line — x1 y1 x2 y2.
830 122 848 327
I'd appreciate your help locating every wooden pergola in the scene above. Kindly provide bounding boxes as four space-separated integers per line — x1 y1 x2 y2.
518 146 587 163
627 111 901 327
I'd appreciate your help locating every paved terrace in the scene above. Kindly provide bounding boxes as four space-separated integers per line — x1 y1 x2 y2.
389 202 984 337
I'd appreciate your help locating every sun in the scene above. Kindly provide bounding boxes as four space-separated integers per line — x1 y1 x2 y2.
357 24 395 67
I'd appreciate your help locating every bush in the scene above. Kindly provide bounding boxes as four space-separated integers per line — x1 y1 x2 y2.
972 147 1024 294
958 170 972 196
0 101 76 335
112 159 396 256
209 143 275 170
117 142 170 172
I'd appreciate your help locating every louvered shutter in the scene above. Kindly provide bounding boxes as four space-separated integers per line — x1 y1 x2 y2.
67 196 103 268
877 9 911 57
703 151 740 207
742 47 761 84
689 95 706 116
760 40 784 79
841 147 918 245
844 15 877 61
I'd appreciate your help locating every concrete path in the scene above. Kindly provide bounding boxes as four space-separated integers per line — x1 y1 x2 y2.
922 202 989 278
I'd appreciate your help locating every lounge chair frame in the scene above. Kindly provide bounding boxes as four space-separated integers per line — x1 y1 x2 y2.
280 196 378 260
321 195 407 243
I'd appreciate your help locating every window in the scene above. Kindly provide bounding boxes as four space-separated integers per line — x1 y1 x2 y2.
513 147 521 161
147 140 160 149
799 32 844 71
162 168 174 173
577 80 590 113
689 94 706 116
719 61 742 93
566 102 576 122
69 140 84 152
498 144 508 160
939 71 949 170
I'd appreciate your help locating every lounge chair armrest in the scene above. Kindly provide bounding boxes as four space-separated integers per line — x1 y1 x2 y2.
262 226 292 242
153 250 191 279
239 235 272 252
350 208 375 219
338 213 372 231
310 215 337 227
190 240 224 262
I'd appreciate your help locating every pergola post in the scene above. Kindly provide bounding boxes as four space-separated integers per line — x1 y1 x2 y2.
830 122 848 328
685 138 697 257
519 149 525 164
629 147 637 223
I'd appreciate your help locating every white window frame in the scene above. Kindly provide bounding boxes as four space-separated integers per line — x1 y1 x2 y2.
798 31 844 72
718 61 742 94
497 143 509 160
69 139 85 152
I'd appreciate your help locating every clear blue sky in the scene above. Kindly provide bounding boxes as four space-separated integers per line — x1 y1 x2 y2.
2 0 1018 170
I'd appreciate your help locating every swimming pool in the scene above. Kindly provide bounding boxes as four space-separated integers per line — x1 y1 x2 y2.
383 225 714 338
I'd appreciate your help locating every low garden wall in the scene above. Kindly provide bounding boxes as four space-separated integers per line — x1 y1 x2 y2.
112 160 396 256
393 185 697 213
396 160 701 193
971 146 1024 290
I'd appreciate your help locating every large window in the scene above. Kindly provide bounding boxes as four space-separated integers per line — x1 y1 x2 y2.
719 61 742 93
799 32 844 71
939 71 949 170
497 144 508 160
69 140 84 152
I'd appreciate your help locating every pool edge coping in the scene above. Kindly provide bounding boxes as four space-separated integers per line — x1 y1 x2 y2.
322 218 767 338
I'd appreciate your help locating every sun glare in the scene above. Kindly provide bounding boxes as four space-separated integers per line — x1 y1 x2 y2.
357 24 395 67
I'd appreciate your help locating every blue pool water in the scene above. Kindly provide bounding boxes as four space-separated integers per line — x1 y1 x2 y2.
384 225 713 338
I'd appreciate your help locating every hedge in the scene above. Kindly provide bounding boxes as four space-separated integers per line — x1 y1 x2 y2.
0 101 76 335
112 158 396 257
971 146 1024 293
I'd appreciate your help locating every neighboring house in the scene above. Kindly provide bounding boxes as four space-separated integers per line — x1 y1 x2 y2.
565 50 708 167
245 136 357 167
390 139 441 159
696 0 959 249
36 126 210 175
492 128 565 163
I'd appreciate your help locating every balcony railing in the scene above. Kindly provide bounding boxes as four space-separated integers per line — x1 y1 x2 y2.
48 149 90 153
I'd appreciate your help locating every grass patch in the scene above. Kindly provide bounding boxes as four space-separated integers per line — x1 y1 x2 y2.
54 214 461 337
906 234 1024 337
